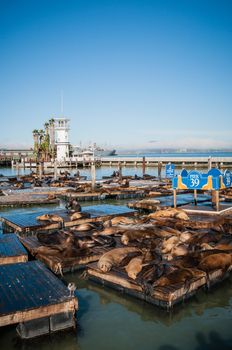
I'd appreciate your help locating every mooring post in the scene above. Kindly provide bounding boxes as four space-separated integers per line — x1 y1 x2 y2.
16 161 19 176
208 156 212 171
173 189 177 208
216 190 219 211
158 161 162 180
54 159 58 180
39 162 42 180
194 189 197 206
91 162 96 191
212 190 219 211
118 162 122 182
142 156 146 176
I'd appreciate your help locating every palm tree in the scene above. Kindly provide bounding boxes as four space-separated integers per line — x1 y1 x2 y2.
32 129 39 159
49 118 56 159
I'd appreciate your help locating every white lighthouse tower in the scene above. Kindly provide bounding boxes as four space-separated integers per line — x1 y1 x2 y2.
54 118 70 161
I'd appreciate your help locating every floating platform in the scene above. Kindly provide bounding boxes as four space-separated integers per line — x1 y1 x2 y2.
20 235 115 274
0 194 59 207
128 193 211 211
87 263 232 309
0 233 28 265
2 187 73 196
182 203 232 216
0 205 136 235
61 190 145 202
0 261 78 338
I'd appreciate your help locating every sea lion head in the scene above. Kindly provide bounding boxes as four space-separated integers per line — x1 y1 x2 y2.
127 270 138 280
121 234 129 245
98 258 112 272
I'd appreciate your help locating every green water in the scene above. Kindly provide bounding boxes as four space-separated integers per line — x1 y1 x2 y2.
1 270 232 350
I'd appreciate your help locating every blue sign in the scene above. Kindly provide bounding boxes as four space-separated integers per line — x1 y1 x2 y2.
165 163 175 178
187 171 202 189
172 169 232 191
223 169 232 188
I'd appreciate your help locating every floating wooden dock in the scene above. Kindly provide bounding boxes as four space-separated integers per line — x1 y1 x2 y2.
128 193 211 211
181 203 232 216
87 263 232 309
0 194 59 207
0 261 78 338
0 205 136 235
2 186 73 196
61 189 145 202
0 234 28 265
20 235 116 274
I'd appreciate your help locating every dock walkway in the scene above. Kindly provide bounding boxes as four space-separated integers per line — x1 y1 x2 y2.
0 261 78 337
0 234 28 264
0 205 136 234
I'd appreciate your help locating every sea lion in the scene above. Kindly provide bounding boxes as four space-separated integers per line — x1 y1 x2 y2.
152 268 195 288
37 214 64 224
70 212 84 221
110 216 137 225
161 236 180 254
97 247 141 272
125 256 144 280
75 223 97 232
179 231 193 243
148 208 189 221
121 229 159 245
171 243 189 257
198 253 232 272
32 245 62 256
95 226 125 236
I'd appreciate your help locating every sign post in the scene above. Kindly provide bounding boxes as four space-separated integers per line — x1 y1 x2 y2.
165 163 175 179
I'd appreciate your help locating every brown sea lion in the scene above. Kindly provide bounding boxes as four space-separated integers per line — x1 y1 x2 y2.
32 245 62 256
121 229 159 245
110 216 137 225
179 231 193 243
97 247 141 272
198 253 232 272
37 214 64 224
95 226 126 236
125 256 144 280
171 243 189 257
148 208 189 221
161 236 180 254
152 268 201 288
70 212 84 221
75 223 97 232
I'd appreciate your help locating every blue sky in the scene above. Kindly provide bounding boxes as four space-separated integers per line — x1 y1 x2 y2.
0 0 231 149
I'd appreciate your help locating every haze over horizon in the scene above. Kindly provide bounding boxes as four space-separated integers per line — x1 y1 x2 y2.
1 0 231 150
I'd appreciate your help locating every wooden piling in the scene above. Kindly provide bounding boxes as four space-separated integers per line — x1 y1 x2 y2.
142 157 146 176
173 189 177 208
194 189 197 206
54 160 58 180
91 162 96 190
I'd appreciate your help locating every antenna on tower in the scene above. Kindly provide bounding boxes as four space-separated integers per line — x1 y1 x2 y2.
61 90 64 116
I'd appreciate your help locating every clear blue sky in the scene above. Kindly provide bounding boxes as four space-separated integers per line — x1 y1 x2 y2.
0 0 231 149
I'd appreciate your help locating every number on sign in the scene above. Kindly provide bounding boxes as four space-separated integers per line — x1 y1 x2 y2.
190 177 200 187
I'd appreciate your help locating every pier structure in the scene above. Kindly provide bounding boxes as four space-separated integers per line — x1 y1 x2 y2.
15 155 232 169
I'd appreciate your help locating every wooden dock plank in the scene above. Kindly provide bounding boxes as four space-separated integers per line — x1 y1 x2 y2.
0 205 136 233
0 194 59 207
87 263 232 309
0 234 28 264
0 261 77 326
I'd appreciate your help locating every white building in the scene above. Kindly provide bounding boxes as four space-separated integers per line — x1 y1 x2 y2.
54 118 70 161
